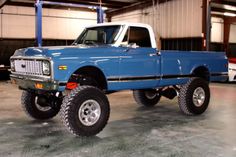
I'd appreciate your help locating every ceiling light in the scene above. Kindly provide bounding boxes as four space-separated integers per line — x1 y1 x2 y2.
223 5 236 12
88 6 96 9
88 6 108 10
102 7 108 10
224 12 236 17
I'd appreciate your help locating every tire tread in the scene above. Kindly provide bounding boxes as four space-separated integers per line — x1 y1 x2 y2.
60 85 110 136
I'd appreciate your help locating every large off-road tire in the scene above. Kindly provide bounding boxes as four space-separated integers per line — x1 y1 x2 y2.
61 86 110 136
21 91 61 120
133 89 161 107
178 77 210 115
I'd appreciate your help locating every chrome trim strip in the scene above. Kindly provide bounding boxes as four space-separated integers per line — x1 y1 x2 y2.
108 79 159 83
162 74 192 79
11 71 51 79
229 68 236 72
107 73 228 83
10 56 51 60
10 74 52 82
210 72 228 76
107 75 160 82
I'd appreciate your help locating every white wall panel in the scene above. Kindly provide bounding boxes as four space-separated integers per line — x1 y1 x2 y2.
0 5 97 39
211 17 224 43
42 17 95 39
2 14 35 38
229 24 236 43
112 10 142 23
111 0 203 38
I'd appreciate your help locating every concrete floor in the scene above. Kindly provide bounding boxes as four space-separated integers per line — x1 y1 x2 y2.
0 81 236 157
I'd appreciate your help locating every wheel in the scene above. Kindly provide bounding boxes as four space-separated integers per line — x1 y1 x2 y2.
61 86 110 136
21 91 61 120
178 77 210 115
133 89 161 107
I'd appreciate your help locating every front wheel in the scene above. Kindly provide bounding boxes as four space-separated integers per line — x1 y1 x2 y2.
61 86 110 136
133 89 161 107
178 77 210 115
21 91 61 120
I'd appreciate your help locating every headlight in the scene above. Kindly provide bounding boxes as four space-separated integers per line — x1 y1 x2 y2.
10 60 15 72
42 60 50 75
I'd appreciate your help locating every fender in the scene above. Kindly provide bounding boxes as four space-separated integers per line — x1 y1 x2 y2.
57 62 108 90
190 64 210 75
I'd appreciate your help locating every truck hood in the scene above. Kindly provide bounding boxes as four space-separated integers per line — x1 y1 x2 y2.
12 45 115 58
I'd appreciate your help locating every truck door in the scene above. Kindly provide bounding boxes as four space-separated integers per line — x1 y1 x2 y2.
118 26 161 89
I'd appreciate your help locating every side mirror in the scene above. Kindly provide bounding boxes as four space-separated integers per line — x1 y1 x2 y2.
120 42 139 51
127 43 139 49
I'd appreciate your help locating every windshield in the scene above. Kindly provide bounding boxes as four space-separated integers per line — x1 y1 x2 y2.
73 25 121 46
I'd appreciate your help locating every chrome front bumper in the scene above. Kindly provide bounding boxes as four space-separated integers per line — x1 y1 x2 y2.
10 74 59 91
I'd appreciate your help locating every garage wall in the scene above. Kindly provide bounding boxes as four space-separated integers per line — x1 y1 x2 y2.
0 5 98 71
111 0 203 39
211 17 224 43
210 17 236 55
0 5 97 40
229 24 236 43
211 17 236 44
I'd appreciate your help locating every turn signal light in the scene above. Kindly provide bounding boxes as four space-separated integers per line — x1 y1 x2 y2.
35 83 43 89
59 65 67 70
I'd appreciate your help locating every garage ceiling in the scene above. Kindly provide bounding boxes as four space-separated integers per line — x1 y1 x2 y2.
6 0 231 18
1 0 150 9
211 0 236 17
0 0 161 18
2 0 182 17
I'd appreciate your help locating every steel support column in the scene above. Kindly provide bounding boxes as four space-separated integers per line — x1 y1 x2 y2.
202 0 207 51
35 0 42 47
97 6 104 23
206 1 211 51
35 1 104 47
224 20 230 56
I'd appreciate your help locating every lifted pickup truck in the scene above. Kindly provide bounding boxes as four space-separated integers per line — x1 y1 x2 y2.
10 22 228 136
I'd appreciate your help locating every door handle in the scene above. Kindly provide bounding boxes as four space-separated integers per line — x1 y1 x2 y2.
123 48 130 52
149 51 161 57
149 53 156 57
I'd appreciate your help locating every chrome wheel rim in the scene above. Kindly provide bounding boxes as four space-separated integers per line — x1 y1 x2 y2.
78 99 101 126
145 91 157 99
35 97 51 112
192 87 205 107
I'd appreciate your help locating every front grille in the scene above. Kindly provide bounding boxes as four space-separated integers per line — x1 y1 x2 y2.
13 59 43 76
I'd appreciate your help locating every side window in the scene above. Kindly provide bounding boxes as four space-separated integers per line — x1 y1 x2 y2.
121 28 129 45
122 27 152 47
84 29 105 44
85 30 98 41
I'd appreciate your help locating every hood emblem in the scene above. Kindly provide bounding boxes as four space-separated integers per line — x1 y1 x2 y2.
21 64 26 68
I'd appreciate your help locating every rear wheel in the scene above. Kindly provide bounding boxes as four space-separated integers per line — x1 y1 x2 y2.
178 77 210 115
61 86 110 136
133 89 161 107
21 91 61 120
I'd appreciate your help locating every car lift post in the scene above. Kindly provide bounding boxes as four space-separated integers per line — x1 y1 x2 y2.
97 6 104 23
206 1 211 51
35 0 42 47
35 0 104 47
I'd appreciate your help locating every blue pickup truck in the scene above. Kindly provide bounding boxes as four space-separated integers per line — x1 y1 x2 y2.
10 22 228 136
